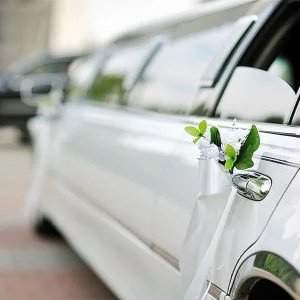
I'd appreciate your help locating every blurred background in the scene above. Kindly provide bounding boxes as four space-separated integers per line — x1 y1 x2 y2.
2 0 295 298
0 0 204 71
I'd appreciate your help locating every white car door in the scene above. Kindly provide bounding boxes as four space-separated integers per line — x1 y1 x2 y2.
153 63 300 296
52 39 165 244
213 69 300 294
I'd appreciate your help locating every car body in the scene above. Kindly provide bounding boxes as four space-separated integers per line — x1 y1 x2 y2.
0 52 84 142
27 0 300 299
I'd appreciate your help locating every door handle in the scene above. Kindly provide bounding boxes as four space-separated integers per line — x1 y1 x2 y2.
232 171 272 201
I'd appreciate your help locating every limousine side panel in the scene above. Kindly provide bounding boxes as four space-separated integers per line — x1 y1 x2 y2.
50 103 186 245
41 173 183 300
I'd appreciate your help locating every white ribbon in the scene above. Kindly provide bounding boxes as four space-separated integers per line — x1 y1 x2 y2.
180 158 238 300
182 186 237 300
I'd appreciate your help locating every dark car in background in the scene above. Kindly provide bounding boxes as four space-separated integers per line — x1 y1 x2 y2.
0 52 84 143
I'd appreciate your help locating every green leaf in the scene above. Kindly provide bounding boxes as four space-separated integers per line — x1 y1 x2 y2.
225 158 235 170
225 144 237 171
185 126 200 137
235 125 260 170
210 127 221 147
225 144 237 160
198 120 207 135
193 137 200 144
235 159 254 170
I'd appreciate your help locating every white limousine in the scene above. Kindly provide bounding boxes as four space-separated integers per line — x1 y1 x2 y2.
25 0 300 299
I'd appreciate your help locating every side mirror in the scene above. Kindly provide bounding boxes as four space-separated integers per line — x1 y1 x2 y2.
20 74 66 108
218 67 296 123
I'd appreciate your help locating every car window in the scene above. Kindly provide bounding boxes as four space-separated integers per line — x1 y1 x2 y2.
127 22 235 115
268 56 294 88
86 41 154 105
217 2 300 124
68 52 109 98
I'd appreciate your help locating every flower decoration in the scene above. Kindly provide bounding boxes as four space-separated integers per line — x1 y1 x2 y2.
185 120 260 173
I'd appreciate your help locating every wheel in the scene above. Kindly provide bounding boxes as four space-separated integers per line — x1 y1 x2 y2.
26 126 59 238
19 126 31 145
248 279 293 300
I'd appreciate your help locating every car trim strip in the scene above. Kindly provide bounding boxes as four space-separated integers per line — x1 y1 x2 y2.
208 282 226 299
259 155 300 168
150 245 179 270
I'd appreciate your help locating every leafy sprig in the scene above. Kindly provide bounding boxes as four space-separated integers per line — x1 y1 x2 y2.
234 125 260 170
210 126 221 147
225 144 237 171
185 120 260 174
184 120 207 144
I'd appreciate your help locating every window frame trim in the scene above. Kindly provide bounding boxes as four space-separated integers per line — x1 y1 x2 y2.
210 0 300 135
200 15 257 88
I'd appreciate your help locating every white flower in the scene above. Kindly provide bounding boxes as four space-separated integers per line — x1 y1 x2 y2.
219 150 226 162
198 138 211 149
221 128 247 155
203 131 211 143
196 123 248 161
198 140 220 160
221 129 246 145
231 142 242 153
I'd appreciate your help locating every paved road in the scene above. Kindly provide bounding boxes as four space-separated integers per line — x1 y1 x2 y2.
0 128 118 300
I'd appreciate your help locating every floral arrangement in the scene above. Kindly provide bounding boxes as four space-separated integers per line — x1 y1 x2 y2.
185 119 260 173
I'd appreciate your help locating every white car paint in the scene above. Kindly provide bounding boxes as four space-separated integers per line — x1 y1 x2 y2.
228 169 300 299
28 111 300 300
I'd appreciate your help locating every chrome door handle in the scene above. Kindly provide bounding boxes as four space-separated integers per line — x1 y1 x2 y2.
232 171 272 201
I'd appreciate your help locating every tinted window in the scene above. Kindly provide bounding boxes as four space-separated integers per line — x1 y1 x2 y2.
268 56 294 88
68 52 108 98
86 41 153 105
128 23 234 114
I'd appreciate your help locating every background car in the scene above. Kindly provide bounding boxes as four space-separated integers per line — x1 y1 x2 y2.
0 52 85 143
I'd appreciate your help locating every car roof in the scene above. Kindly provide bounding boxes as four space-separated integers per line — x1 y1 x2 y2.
111 0 261 45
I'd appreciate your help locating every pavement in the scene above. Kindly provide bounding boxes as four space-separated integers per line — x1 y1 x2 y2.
0 128 118 300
